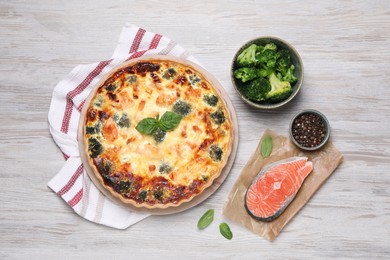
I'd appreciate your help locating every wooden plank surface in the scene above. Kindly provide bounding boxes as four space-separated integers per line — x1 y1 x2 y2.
1 0 389 258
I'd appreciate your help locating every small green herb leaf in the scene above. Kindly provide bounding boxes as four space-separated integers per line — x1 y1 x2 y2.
260 135 273 158
159 111 182 132
197 209 214 230
219 222 233 240
136 118 158 135
136 111 182 137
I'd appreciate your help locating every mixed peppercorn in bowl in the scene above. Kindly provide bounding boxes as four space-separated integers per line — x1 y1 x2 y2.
290 109 331 151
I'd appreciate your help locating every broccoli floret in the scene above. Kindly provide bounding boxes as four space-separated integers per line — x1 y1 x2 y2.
159 162 172 174
105 83 118 92
153 189 163 200
234 42 297 103
117 113 131 128
256 49 280 69
116 180 132 194
252 43 278 69
126 75 137 84
93 95 104 108
242 78 271 102
189 75 201 86
162 68 176 79
210 108 226 125
233 67 260 83
276 49 291 74
281 65 297 84
152 128 166 143
203 94 219 106
236 44 259 67
266 73 293 102
258 67 275 78
88 137 103 158
173 100 191 117
138 190 148 201
209 145 223 161
86 122 101 135
263 43 277 51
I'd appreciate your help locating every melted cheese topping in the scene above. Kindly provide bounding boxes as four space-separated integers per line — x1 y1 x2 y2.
84 60 232 206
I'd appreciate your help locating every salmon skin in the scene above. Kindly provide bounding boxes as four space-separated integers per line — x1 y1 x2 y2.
245 157 313 222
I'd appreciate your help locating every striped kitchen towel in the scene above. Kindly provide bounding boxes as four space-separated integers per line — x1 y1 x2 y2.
48 23 198 229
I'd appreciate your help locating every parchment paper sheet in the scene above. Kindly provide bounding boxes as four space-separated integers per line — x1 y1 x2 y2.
223 129 343 241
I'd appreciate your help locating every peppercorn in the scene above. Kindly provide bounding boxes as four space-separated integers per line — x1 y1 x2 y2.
291 112 327 148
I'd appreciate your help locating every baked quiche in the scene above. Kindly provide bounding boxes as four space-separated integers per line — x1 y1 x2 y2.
81 56 233 209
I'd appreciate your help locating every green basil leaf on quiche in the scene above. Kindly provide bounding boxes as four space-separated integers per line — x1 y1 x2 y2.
136 118 158 135
159 111 182 132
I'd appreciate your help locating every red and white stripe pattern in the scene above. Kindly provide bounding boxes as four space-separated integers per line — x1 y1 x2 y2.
47 24 197 229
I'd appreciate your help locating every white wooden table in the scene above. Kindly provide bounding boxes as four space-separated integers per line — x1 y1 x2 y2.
1 1 389 258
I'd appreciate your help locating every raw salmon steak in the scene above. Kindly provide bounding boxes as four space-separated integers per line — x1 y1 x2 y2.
245 157 313 222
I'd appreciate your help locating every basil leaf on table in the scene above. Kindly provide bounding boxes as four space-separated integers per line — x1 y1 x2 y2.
219 222 233 240
159 111 182 132
260 135 273 158
197 209 214 230
135 118 158 135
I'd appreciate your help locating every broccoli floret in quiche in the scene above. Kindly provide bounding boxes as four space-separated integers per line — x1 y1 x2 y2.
189 75 201 86
93 95 104 108
162 68 177 79
159 162 172 174
86 122 101 135
116 180 132 194
203 94 219 106
88 137 103 158
210 108 226 125
152 128 166 143
105 82 119 92
138 190 148 201
209 145 223 161
153 189 163 200
117 113 131 128
113 113 131 128
126 75 137 84
172 100 191 117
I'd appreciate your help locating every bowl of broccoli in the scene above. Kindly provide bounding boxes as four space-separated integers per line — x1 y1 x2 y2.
231 37 303 109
